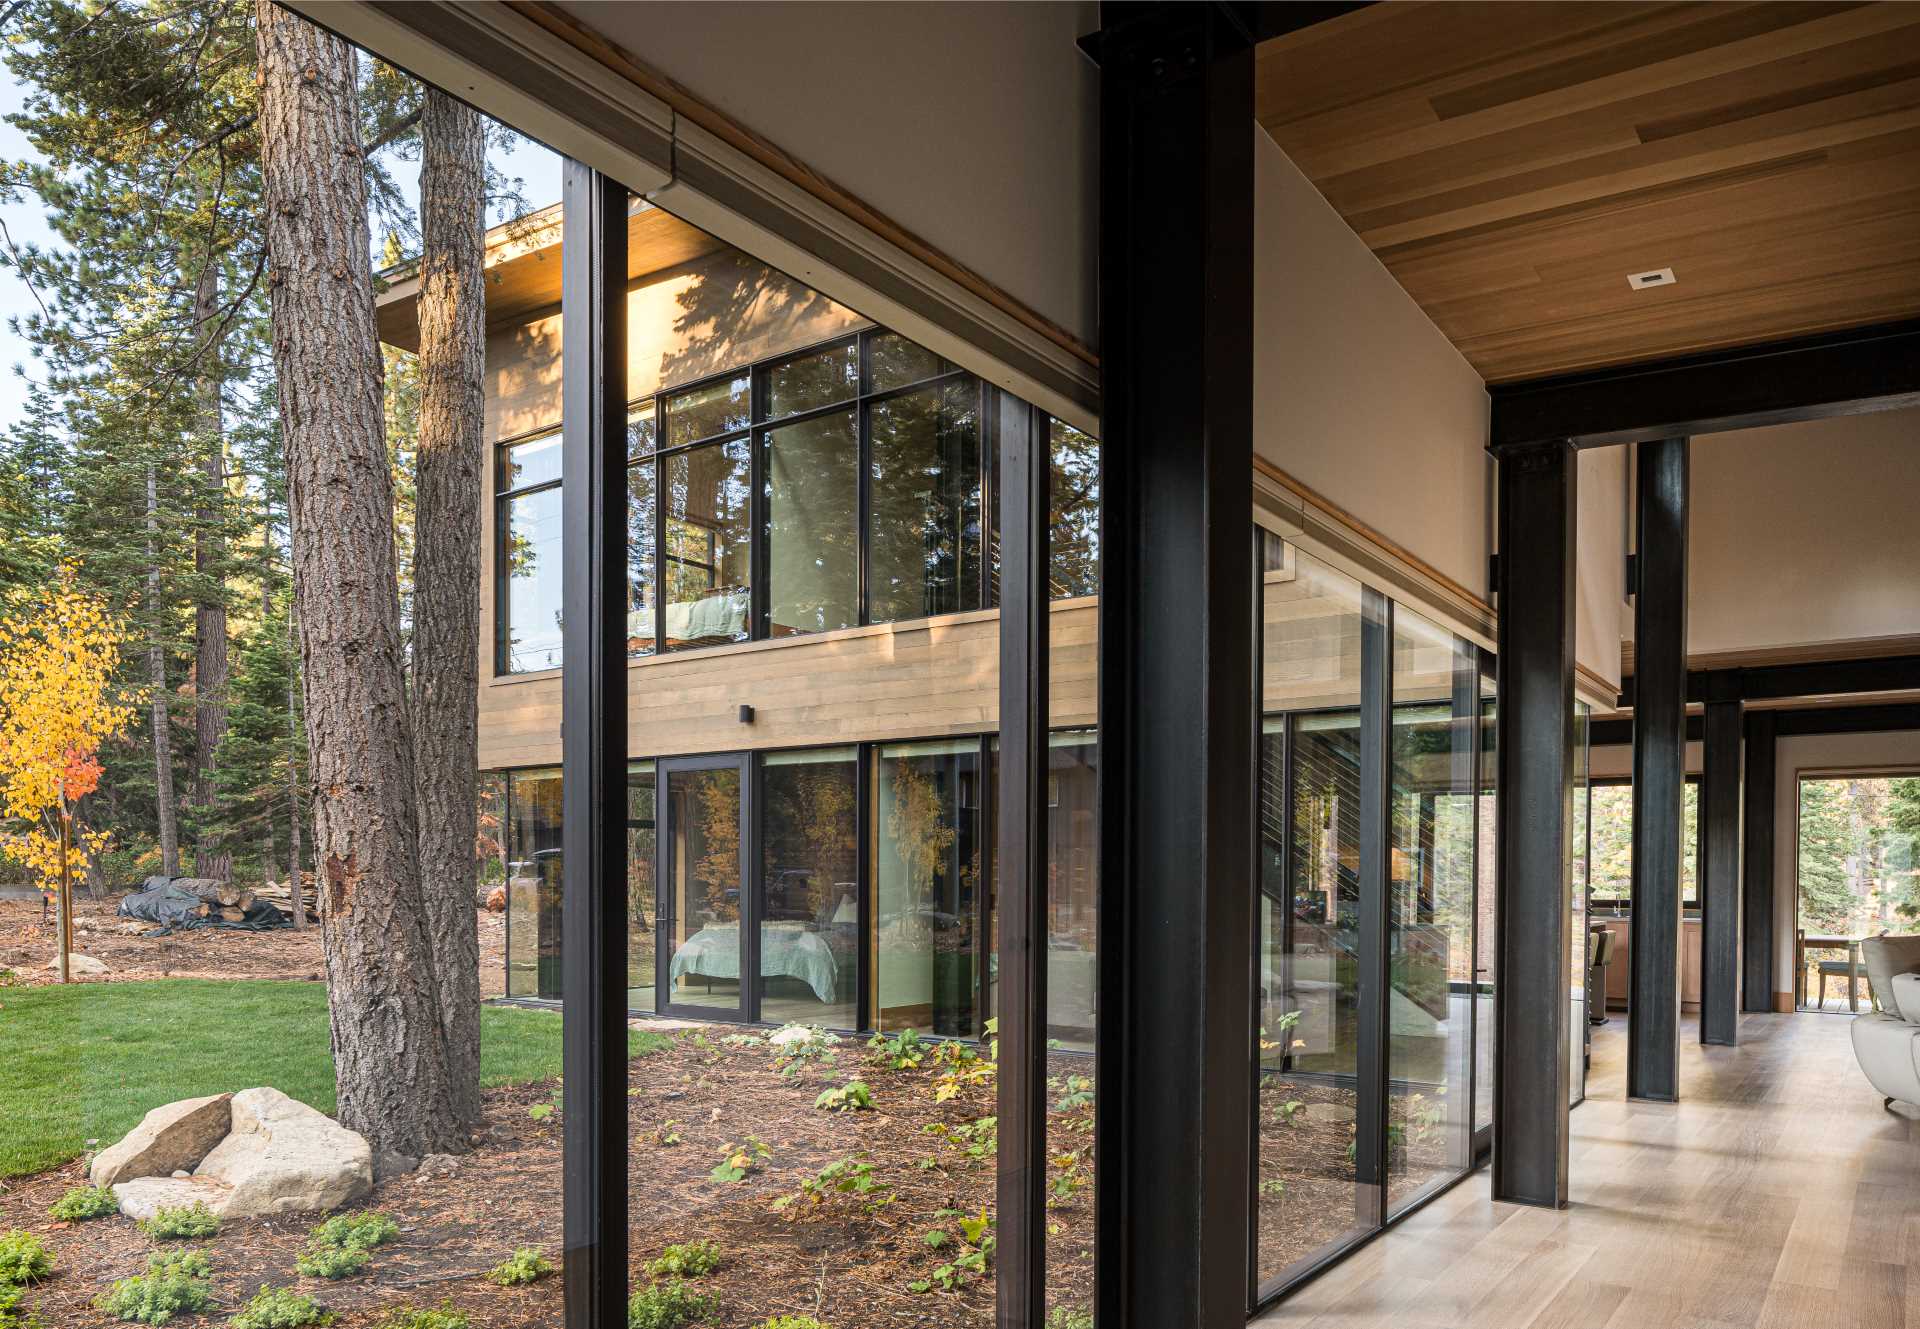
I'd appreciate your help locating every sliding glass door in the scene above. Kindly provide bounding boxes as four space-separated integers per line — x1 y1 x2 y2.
658 755 749 1017
1253 528 1495 1304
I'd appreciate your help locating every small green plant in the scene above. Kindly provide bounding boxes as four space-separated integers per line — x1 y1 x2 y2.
625 1279 716 1329
754 1318 831 1329
486 1247 556 1287
94 1250 212 1325
232 1284 336 1329
0 1232 52 1286
527 1083 564 1121
369 1303 469 1329
812 1080 872 1113
1049 1074 1094 1113
709 1137 770 1184
50 1184 120 1222
1047 1147 1087 1205
906 1206 994 1293
1257 1178 1286 1197
295 1245 369 1280
138 1201 220 1240
923 1114 997 1160
866 1028 926 1070
772 1155 894 1216
768 1025 840 1080
654 1119 683 1146
1274 1100 1305 1127
310 1211 399 1253
1047 1308 1094 1329
645 1240 721 1279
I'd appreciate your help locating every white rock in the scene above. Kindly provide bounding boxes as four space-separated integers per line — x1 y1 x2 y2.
90 1093 233 1188
46 953 107 975
113 1176 232 1222
192 1087 372 1218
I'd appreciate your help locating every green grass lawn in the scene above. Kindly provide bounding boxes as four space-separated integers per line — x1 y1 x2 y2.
0 979 667 1178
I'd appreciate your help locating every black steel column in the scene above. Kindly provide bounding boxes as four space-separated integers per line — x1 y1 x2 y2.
1630 437 1688 1102
559 160 628 1329
1741 710 1777 1013
995 394 1048 1329
1699 694 1742 1045
1491 440 1576 1209
1085 5 1254 1326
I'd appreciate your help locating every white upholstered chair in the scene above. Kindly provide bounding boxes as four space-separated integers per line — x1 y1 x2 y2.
1849 934 1920 1112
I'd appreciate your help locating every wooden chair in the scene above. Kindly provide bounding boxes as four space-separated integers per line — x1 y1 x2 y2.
1817 954 1864 1012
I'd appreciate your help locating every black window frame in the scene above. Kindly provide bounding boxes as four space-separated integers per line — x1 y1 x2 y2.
495 326 1107 675
494 427 570 676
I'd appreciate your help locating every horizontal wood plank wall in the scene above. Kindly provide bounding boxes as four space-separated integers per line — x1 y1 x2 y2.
478 600 1097 768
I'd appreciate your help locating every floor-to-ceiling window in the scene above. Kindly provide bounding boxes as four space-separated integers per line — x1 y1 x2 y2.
1253 527 1494 1302
1385 607 1479 1215
1254 534 1372 1292
760 746 860 1028
504 767 564 1000
872 738 982 1036
1795 773 1920 1011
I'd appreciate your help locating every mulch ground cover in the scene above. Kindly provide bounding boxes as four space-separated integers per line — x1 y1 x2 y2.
0 1026 1098 1328
0 896 509 997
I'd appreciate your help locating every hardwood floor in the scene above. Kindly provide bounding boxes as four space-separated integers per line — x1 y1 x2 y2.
1255 1013 1920 1328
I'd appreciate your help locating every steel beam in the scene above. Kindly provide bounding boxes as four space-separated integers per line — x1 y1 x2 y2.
1740 710 1777 1014
1699 698 1742 1046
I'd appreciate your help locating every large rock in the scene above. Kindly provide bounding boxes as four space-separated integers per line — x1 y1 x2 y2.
91 1093 232 1188
112 1176 232 1222
192 1087 372 1218
47 953 107 975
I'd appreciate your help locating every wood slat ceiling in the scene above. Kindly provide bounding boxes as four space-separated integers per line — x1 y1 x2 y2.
1256 1 1920 383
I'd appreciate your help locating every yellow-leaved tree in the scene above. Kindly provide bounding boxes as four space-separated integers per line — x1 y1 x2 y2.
0 565 135 978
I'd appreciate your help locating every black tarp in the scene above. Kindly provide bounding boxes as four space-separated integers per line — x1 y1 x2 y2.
118 876 291 934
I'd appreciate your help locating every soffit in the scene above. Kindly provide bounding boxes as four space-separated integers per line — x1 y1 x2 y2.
1256 2 1920 384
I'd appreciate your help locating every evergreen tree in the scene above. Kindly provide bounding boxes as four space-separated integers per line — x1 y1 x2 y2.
1798 778 1857 933
207 596 305 883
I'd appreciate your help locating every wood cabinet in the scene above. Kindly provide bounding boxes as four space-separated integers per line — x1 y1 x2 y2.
1595 917 1702 1011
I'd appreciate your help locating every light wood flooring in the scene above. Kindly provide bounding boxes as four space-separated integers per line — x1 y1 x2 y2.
1256 1013 1920 1328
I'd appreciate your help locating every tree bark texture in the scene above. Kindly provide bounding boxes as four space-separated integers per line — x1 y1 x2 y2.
286 587 307 933
413 88 487 1130
191 261 230 822
254 2 462 1158
146 463 180 879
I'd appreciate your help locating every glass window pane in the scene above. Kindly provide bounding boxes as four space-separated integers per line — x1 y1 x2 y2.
505 769 565 1000
628 762 656 1013
766 340 859 419
663 764 745 1014
1256 535 1374 1291
627 461 656 656
867 330 945 392
499 429 561 491
627 399 657 458
1385 607 1478 1215
760 748 860 1029
873 739 981 1037
665 374 750 446
1571 703 1589 1108
503 485 564 672
1474 674 1496 1135
663 438 751 649
766 409 858 636
1050 419 1099 599
868 379 981 623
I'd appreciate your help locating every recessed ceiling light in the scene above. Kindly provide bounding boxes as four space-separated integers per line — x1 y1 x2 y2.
1628 267 1676 291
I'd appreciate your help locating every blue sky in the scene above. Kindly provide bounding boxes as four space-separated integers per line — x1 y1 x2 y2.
0 76 563 437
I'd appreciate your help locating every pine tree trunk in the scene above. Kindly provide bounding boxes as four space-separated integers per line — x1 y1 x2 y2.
254 2 461 1157
147 463 181 879
192 262 230 824
287 588 307 933
412 88 487 1129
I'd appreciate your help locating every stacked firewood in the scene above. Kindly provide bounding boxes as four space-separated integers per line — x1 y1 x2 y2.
254 871 318 918
171 877 258 923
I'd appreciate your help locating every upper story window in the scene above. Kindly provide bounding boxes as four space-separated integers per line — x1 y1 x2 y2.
498 430 564 673
497 328 1095 675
